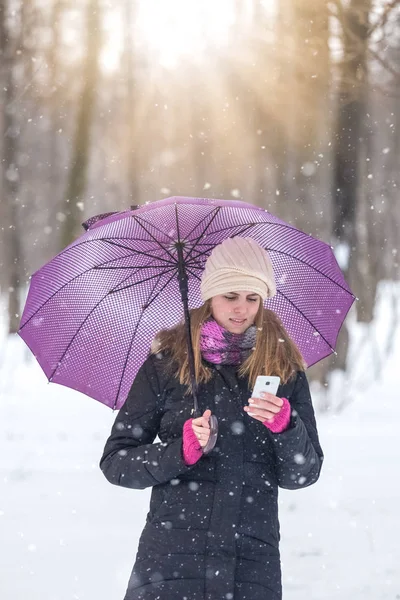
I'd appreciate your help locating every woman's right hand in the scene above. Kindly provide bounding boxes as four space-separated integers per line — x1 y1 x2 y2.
191 409 212 449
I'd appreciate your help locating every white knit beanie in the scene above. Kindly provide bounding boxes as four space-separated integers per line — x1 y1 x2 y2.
200 237 276 301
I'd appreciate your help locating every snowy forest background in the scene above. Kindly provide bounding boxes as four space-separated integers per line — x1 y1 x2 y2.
1 0 400 598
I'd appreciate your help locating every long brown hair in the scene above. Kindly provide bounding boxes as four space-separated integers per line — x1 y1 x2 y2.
151 300 306 393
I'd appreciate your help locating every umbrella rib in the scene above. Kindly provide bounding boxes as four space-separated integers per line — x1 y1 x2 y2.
184 206 219 240
183 266 338 356
185 245 354 298
110 266 177 293
131 215 177 262
276 288 336 354
174 203 182 244
36 213 325 275
94 264 172 270
184 224 255 265
113 273 181 410
113 270 168 409
183 207 221 261
185 266 202 282
139 268 179 309
186 219 337 251
103 267 179 317
94 236 160 243
100 239 176 265
184 221 254 263
200 217 327 242
20 252 172 329
30 233 174 271
132 213 176 243
186 262 351 357
47 265 159 383
185 222 259 247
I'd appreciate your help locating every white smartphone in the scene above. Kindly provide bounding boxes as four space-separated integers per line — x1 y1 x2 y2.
252 375 281 399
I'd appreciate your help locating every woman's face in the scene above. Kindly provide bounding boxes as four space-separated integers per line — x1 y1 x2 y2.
210 291 261 334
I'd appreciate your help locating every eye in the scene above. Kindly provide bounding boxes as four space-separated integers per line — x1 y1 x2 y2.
224 296 235 301
248 298 257 302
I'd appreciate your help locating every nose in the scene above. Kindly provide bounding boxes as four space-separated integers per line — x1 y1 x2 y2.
233 302 246 315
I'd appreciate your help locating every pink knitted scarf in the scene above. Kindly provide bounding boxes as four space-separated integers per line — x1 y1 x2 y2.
200 319 257 366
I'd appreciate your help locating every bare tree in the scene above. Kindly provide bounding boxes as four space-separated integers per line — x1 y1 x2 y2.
45 0 64 237
60 0 101 248
287 0 331 235
332 0 380 332
123 0 140 203
0 0 23 333
332 0 371 247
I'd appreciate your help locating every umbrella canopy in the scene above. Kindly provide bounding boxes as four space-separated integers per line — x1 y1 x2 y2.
19 196 355 410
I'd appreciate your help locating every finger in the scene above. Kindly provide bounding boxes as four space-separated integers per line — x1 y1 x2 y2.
245 408 276 420
192 425 211 436
252 411 275 421
248 400 281 414
251 393 282 407
201 411 211 429
192 415 209 427
192 424 205 433
194 431 211 446
251 414 274 424
199 436 209 448
258 392 284 407
249 397 283 411
192 409 212 427
249 414 274 423
202 410 211 428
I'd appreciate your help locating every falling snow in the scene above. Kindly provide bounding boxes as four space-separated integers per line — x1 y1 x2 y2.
1 286 400 598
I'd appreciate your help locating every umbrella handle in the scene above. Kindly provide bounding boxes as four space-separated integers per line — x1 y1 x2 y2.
202 414 218 455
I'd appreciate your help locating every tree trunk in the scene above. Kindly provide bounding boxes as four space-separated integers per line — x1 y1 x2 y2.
270 0 293 220
0 0 22 333
60 0 101 249
249 1 271 209
286 0 337 390
289 0 331 233
332 0 372 321
123 0 140 204
46 0 64 243
332 0 371 245
310 0 372 394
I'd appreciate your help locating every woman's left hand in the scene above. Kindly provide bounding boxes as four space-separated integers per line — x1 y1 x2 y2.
244 391 284 423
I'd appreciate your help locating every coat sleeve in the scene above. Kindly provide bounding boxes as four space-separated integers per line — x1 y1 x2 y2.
271 371 324 490
99 356 196 490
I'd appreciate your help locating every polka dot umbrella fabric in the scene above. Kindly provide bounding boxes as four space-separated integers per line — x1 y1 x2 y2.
18 196 356 409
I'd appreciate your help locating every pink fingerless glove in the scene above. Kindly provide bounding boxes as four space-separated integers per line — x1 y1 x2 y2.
182 419 203 466
263 397 291 433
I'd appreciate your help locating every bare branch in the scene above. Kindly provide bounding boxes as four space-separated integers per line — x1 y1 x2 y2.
367 0 400 38
369 46 400 79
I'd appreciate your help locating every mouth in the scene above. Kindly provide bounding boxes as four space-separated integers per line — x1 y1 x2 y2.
229 318 246 325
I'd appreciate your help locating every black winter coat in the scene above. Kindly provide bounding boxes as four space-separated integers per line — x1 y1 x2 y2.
100 353 323 600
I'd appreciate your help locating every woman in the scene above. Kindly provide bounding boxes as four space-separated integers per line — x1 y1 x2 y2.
100 236 324 600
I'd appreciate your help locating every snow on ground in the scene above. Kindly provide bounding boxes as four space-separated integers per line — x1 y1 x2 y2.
1 284 399 599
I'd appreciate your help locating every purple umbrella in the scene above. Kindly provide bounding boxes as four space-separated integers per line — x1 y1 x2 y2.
19 196 355 416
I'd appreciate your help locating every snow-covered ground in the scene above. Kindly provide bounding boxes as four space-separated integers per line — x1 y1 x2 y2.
1 284 399 599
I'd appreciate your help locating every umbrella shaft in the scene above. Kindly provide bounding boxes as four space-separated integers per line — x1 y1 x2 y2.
176 243 200 418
